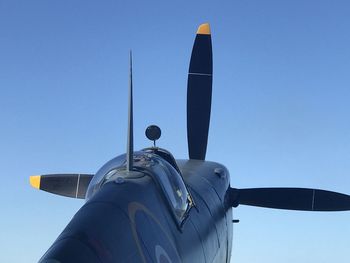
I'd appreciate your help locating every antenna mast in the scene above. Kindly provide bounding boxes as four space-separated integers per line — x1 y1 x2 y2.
126 50 134 171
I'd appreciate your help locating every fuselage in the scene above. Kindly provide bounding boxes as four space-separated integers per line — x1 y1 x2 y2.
39 149 233 263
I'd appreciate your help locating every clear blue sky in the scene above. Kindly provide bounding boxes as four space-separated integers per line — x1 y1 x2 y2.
1 1 350 262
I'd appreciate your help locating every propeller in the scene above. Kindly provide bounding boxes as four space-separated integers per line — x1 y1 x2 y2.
228 187 350 211
29 174 94 199
186 24 350 213
187 23 213 160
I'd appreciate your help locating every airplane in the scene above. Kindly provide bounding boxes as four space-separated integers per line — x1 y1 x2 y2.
30 23 350 263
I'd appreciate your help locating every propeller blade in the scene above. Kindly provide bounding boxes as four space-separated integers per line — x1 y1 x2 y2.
187 23 213 160
29 174 94 199
228 187 350 211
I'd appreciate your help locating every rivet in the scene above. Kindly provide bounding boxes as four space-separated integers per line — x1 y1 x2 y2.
115 177 125 184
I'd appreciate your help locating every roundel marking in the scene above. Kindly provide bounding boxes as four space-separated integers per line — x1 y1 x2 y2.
128 202 181 263
155 245 172 263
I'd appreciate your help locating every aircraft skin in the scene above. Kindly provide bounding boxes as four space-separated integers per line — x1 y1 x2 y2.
38 155 233 263
31 23 350 263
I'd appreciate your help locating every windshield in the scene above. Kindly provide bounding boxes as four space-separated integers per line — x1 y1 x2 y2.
85 151 191 221
85 154 126 199
147 155 190 220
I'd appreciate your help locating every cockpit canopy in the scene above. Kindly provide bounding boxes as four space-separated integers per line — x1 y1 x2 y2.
86 150 192 222
142 147 182 174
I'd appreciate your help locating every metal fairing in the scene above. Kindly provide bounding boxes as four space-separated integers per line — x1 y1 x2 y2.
177 160 232 263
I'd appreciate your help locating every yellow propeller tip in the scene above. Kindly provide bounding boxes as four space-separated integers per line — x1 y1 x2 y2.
30 175 41 189
197 23 211 35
